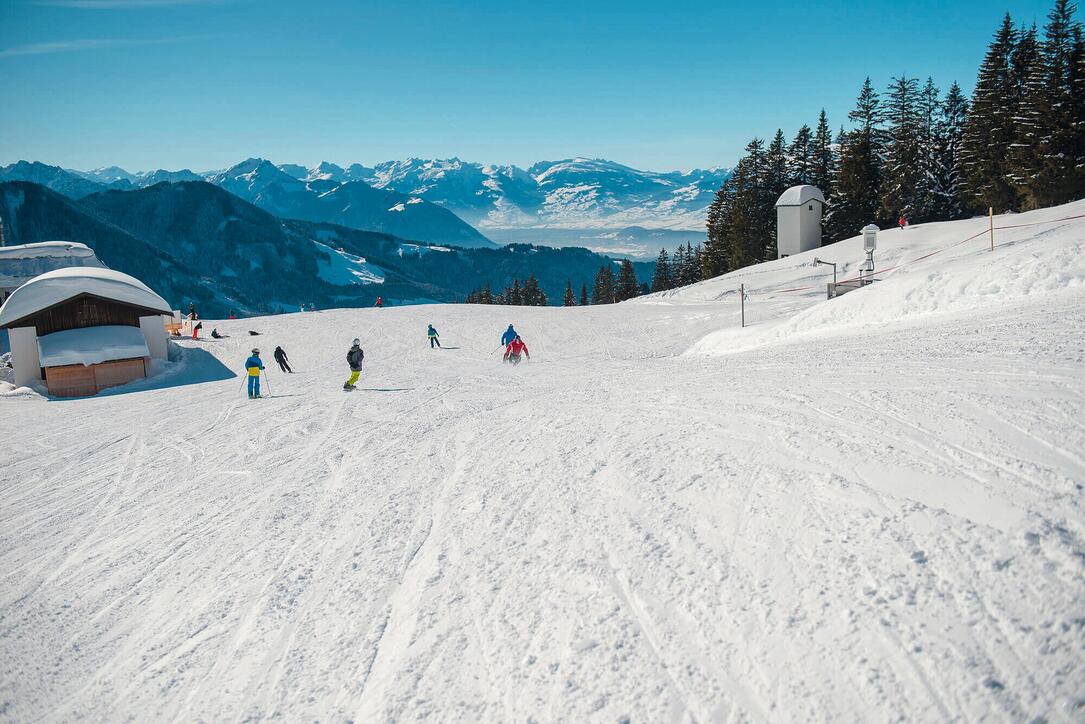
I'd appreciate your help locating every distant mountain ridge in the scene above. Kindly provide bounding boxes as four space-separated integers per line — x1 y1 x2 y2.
0 180 653 316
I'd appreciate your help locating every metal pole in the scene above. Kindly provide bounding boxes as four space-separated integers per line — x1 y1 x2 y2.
989 206 995 251
262 370 272 398
740 283 745 328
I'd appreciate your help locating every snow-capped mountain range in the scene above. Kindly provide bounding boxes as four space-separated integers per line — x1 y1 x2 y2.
3 158 729 256
273 157 730 234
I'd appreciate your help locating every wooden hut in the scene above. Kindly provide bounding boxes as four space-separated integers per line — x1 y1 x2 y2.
0 267 172 396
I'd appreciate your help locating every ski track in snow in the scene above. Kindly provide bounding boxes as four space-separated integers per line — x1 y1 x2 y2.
2 204 1085 722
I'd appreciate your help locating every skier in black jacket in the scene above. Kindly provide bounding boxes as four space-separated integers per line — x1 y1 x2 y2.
273 345 292 372
344 338 364 390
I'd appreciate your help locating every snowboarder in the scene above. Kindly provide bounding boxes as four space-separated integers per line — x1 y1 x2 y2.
427 324 441 348
501 324 517 347
344 338 364 390
244 348 264 399
503 335 529 365
274 345 292 373
211 328 227 339
375 296 383 308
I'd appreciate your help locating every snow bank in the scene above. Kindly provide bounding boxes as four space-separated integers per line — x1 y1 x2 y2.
685 199 1085 356
37 325 150 367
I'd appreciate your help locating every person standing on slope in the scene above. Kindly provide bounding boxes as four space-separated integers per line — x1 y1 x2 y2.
501 324 517 347
274 345 292 373
427 324 441 349
244 348 264 399
344 338 364 390
503 335 529 365
375 296 383 308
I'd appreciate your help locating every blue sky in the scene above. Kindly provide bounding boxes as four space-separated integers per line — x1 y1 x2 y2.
0 0 1058 172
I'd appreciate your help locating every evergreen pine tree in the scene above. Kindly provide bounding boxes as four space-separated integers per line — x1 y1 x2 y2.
563 281 576 306
1009 23 1045 206
826 78 886 241
615 260 640 302
960 14 1020 212
580 283 588 306
910 77 943 222
703 186 729 278
721 138 775 268
651 248 672 292
880 75 922 223
1023 0 1083 207
509 279 522 305
1069 24 1085 199
811 110 835 198
591 265 615 304
671 244 688 284
932 81 970 219
787 124 814 185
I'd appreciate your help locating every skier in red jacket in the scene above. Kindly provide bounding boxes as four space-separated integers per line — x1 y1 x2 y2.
503 335 529 365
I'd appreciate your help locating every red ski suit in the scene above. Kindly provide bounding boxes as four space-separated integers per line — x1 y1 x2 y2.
503 338 529 360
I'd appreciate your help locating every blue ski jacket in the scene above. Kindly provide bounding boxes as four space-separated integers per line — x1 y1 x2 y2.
244 355 264 376
428 325 439 337
501 326 517 346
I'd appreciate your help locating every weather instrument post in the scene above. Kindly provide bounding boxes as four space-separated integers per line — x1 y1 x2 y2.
861 224 879 284
989 206 995 251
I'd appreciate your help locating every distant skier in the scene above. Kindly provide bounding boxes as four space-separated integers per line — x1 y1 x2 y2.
192 320 202 340
503 335 529 365
188 302 198 320
228 310 237 320
211 328 227 339
274 345 292 373
501 324 517 347
899 215 908 231
344 338 364 390
375 296 383 308
427 324 441 348
244 348 264 399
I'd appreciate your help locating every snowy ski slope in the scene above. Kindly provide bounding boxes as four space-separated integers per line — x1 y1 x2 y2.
2 201 1084 721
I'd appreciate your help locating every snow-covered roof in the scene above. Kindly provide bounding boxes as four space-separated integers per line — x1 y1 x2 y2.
0 267 171 328
775 185 826 207
0 241 97 261
37 325 149 367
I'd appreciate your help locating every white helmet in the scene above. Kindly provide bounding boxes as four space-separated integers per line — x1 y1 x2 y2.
252 348 260 354
352 338 360 346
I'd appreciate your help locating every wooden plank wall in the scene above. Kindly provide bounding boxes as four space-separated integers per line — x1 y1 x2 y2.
45 357 146 398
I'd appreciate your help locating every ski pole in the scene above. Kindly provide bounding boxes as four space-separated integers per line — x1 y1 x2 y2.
262 370 273 398
238 374 247 395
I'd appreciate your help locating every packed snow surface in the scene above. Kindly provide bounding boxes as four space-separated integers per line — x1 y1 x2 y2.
2 202 1084 721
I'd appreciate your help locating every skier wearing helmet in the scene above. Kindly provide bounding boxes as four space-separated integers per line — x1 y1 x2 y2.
344 338 364 391
244 348 264 399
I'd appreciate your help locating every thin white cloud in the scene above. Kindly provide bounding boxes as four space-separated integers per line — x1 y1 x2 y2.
0 34 207 58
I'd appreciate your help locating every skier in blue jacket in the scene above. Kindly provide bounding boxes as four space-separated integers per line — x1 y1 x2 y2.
501 324 517 347
244 348 264 399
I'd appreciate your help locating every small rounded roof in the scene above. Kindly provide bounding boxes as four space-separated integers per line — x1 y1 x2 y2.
0 266 171 328
775 185 826 207
0 241 97 261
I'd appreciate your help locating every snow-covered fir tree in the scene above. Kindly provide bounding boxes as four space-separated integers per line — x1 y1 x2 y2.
651 248 671 292
615 260 640 302
563 281 576 306
960 14 1020 212
788 124 814 185
827 78 886 241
